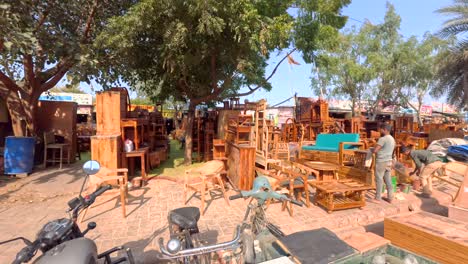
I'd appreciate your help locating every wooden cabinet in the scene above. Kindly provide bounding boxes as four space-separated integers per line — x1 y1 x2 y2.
226 142 255 190
91 135 121 169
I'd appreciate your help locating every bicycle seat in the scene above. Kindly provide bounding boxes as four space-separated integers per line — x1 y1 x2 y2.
168 207 200 230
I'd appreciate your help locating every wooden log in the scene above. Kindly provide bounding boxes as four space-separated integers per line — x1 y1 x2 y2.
91 135 121 169
384 212 468 264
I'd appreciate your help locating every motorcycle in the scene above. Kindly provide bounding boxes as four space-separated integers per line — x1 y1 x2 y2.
158 176 303 263
0 160 135 264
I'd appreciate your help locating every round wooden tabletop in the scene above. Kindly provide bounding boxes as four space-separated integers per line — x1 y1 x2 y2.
303 161 339 171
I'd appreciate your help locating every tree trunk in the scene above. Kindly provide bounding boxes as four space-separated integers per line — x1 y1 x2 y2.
184 102 196 165
5 90 38 137
351 99 356 117
416 105 423 131
173 107 180 129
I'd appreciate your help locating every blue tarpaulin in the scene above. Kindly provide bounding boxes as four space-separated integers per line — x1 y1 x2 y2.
447 145 468 162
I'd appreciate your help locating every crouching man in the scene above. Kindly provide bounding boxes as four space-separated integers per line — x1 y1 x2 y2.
400 146 444 198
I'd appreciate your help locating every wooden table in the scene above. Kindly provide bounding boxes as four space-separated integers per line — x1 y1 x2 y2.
121 147 150 182
301 161 339 181
311 180 372 213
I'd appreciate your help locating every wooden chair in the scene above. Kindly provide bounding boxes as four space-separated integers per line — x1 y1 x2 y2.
268 163 311 216
184 160 230 215
43 131 71 169
80 167 129 222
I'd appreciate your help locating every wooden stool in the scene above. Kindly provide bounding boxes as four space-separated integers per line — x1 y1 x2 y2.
121 147 150 182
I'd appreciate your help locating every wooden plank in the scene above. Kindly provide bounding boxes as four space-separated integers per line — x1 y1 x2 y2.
384 212 468 264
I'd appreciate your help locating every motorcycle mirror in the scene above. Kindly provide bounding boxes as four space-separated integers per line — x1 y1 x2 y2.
78 160 101 200
82 160 101 175
87 222 97 230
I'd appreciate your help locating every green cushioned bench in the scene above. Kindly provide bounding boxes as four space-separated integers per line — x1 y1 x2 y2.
300 133 363 165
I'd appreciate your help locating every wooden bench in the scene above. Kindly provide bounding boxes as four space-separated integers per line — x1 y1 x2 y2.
299 133 364 166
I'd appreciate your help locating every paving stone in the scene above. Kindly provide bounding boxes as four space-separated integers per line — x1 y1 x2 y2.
0 168 455 263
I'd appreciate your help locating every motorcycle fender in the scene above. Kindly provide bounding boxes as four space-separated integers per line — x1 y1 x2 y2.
34 237 98 264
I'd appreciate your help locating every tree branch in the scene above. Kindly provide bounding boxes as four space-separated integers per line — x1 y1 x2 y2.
40 63 71 92
40 58 70 83
210 52 218 92
81 0 99 43
23 55 36 90
0 71 21 95
232 48 297 97
34 6 50 32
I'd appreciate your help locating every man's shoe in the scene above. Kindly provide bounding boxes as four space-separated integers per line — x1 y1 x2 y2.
421 193 432 199
383 197 394 204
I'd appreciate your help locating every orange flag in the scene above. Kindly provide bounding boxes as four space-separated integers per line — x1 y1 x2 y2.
287 54 301 65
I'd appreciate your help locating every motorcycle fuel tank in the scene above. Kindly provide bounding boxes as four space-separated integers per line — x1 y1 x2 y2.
34 237 98 264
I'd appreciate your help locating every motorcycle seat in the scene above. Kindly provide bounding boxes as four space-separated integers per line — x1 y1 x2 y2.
169 207 200 230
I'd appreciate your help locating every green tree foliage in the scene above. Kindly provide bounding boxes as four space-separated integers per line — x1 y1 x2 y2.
0 0 135 136
434 0 468 110
315 3 448 122
94 0 350 163
313 26 372 116
399 34 449 126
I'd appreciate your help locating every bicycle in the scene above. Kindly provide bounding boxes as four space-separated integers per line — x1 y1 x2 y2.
159 176 303 263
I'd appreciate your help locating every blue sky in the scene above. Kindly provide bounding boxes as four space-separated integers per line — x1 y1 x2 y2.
78 0 453 105
242 0 453 106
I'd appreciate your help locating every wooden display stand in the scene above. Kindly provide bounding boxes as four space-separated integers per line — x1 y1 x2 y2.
226 141 255 190
384 212 468 264
91 135 121 169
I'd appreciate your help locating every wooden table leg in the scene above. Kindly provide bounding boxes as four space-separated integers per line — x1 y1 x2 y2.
134 125 138 149
129 158 135 176
141 153 147 181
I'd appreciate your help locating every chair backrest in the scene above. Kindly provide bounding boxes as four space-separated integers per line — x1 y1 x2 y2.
44 132 55 145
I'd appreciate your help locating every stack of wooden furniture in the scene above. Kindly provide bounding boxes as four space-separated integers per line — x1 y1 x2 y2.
92 89 128 170
192 111 218 161
93 88 168 183
227 113 253 144
149 106 169 165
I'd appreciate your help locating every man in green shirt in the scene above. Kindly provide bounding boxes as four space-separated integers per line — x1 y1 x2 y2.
372 123 396 203
400 146 443 197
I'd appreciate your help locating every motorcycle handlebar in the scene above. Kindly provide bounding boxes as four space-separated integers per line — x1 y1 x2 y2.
87 185 112 203
72 185 112 219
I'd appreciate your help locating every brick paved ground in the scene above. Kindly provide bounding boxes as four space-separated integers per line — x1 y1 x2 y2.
0 168 455 264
